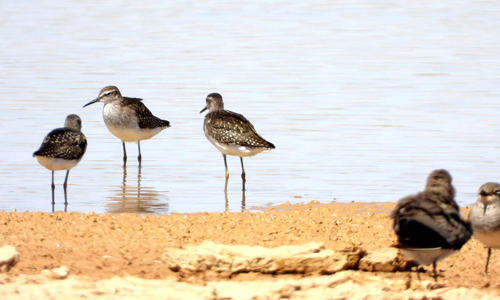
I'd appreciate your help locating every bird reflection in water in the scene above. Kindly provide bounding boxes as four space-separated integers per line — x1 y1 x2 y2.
224 188 246 212
105 166 169 214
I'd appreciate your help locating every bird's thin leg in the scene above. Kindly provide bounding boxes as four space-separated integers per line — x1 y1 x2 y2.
224 188 229 212
122 168 127 207
138 164 142 200
223 154 229 190
138 141 142 166
486 248 492 274
432 261 437 282
240 157 246 191
51 171 55 205
138 164 142 186
122 141 127 167
63 170 70 205
242 188 246 212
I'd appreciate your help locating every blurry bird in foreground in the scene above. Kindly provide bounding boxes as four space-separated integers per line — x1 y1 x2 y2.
390 169 472 281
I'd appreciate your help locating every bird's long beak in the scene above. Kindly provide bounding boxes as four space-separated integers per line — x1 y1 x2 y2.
484 202 488 215
200 106 208 113
83 98 100 108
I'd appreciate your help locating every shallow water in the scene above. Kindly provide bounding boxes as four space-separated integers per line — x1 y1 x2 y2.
1 1 500 214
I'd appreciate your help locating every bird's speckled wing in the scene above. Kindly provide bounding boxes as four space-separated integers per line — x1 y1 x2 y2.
122 97 170 129
391 191 472 249
33 128 87 160
204 110 275 148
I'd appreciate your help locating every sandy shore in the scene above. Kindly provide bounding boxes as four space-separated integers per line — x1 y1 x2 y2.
1 201 499 299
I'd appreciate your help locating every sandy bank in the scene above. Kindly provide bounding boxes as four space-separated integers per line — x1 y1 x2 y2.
0 201 499 299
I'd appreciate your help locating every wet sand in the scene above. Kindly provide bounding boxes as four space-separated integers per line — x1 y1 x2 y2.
1 201 499 299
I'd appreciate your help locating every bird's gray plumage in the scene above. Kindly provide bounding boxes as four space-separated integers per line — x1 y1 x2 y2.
470 183 500 230
469 182 500 273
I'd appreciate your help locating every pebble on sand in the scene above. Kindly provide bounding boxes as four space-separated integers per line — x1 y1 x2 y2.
0 245 19 272
42 266 70 280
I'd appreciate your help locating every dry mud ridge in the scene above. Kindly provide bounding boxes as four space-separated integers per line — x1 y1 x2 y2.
1 202 500 299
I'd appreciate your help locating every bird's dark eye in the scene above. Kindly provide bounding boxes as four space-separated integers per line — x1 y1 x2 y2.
495 190 500 195
480 190 487 196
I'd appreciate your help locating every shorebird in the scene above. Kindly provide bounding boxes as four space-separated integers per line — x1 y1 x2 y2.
83 86 170 167
33 114 87 206
390 169 472 280
469 182 500 273
200 93 275 190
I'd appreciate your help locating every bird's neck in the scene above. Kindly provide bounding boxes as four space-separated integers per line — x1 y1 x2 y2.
103 97 123 105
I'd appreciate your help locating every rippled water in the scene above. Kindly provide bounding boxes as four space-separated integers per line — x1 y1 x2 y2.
1 1 500 213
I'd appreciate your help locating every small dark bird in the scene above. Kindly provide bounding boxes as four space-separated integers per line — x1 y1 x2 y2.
200 93 275 190
83 86 170 167
469 182 500 273
390 169 472 280
33 114 87 206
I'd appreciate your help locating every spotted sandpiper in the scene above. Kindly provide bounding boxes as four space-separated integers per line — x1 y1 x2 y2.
390 169 472 280
83 86 170 167
200 93 275 190
33 114 87 207
469 182 500 273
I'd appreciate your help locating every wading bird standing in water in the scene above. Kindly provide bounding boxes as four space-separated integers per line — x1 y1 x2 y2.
83 86 170 167
200 93 275 190
33 114 87 210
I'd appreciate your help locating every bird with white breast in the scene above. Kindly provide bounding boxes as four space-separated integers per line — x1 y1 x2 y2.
83 86 170 167
469 182 500 274
33 114 87 208
200 93 275 190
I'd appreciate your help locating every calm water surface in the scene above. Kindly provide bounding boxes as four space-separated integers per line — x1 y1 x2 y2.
1 1 500 213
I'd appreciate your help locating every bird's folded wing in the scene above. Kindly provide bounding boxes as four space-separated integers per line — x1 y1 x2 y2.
206 110 272 148
34 128 87 160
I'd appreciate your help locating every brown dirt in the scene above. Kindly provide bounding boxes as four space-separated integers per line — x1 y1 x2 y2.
1 201 499 299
